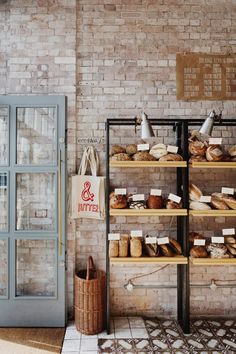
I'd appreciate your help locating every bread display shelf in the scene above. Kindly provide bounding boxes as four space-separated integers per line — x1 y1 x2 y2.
190 257 236 266
110 209 188 216
190 162 236 169
110 256 188 264
110 161 187 168
189 210 236 217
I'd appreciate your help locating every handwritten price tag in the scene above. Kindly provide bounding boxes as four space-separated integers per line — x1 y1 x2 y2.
115 188 127 195
108 233 120 241
132 194 145 201
157 237 169 245
137 144 149 151
199 196 212 203
222 228 235 235
168 193 181 204
211 237 224 244
150 189 162 196
221 187 234 195
194 239 206 246
209 138 222 145
145 237 157 244
167 145 178 153
131 230 143 237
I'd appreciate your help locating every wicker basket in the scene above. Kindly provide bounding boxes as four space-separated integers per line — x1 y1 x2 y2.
75 256 106 335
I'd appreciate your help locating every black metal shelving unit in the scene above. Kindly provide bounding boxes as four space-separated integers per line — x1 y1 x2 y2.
105 118 190 334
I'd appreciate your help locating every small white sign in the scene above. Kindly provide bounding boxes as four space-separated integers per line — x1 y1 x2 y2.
131 230 143 237
222 228 235 236
194 239 206 246
150 189 162 196
199 196 212 203
108 233 120 241
137 143 149 151
114 188 127 195
209 137 222 145
221 187 234 195
212 236 224 244
157 237 169 245
132 194 145 201
167 145 179 153
145 237 157 244
168 193 181 204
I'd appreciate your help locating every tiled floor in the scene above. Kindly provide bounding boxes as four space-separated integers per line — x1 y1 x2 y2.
61 317 236 354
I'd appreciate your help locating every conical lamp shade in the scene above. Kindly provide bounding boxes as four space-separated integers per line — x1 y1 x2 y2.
199 111 215 136
141 113 155 139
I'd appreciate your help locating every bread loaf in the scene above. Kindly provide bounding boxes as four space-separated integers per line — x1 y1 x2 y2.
149 144 167 159
190 246 208 258
133 152 156 161
111 145 126 155
111 153 132 161
169 239 182 255
147 195 164 209
130 238 142 257
189 201 211 210
166 200 183 209
189 183 202 201
189 155 207 163
126 144 137 156
189 141 207 156
206 145 223 162
159 244 175 257
109 241 119 258
110 192 127 209
159 153 183 161
228 145 236 157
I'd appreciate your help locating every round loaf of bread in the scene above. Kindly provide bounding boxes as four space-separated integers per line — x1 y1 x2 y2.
149 144 167 159
159 153 183 161
190 246 208 258
189 155 207 163
110 192 127 209
111 153 132 161
189 141 207 156
166 200 183 209
133 152 156 161
206 145 223 162
146 195 164 209
111 145 126 155
126 144 137 156
189 232 204 243
159 244 174 257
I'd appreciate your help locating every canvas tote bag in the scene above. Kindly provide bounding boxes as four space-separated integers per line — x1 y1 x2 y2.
71 146 105 220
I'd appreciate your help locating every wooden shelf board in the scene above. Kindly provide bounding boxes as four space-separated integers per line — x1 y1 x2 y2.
110 209 188 216
110 256 188 264
110 161 187 168
190 257 236 265
190 162 236 169
189 210 236 217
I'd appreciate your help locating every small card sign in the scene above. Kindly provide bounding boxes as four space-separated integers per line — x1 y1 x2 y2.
211 236 224 243
145 237 157 244
137 143 149 151
222 228 235 235
132 194 145 201
167 145 178 153
150 189 162 196
221 187 234 195
157 237 169 245
115 188 127 195
168 193 181 204
194 239 206 246
131 230 143 237
209 138 222 145
199 196 212 203
108 233 120 241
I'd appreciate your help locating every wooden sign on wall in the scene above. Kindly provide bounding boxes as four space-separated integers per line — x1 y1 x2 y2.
176 53 236 100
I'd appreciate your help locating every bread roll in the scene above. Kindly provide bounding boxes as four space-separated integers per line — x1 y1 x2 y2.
126 144 137 156
130 238 142 257
189 155 207 163
166 200 183 209
190 246 208 258
225 236 236 244
207 244 227 258
133 152 156 161
159 244 174 257
111 153 132 161
189 201 211 210
109 241 119 257
147 195 164 209
169 239 182 255
228 145 236 157
110 192 127 209
129 201 146 209
111 145 126 155
189 183 202 201
189 141 207 156
159 153 183 161
149 144 167 159
206 145 223 162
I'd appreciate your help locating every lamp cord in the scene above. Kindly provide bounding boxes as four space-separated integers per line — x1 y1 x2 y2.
127 264 169 284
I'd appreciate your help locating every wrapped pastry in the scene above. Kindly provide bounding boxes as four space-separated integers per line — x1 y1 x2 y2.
133 151 156 161
189 141 207 156
130 238 142 257
129 201 146 209
228 145 236 157
159 153 183 161
111 145 126 155
166 200 183 209
225 236 236 244
149 144 167 159
189 155 207 163
211 194 229 210
189 201 211 210
111 153 132 161
110 192 127 209
207 244 228 258
169 239 182 255
119 234 129 257
146 195 164 209
159 244 175 257
189 183 202 201
206 145 223 162
190 246 208 258
126 144 137 156
109 241 119 258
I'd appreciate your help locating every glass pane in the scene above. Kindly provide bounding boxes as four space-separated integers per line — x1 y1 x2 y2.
17 107 56 165
16 173 55 231
16 239 56 297
0 173 8 231
0 106 8 165
0 239 7 297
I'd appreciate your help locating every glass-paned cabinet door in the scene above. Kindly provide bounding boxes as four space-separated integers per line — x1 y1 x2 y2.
16 173 56 231
0 106 9 166
0 173 8 231
16 107 57 165
0 239 7 297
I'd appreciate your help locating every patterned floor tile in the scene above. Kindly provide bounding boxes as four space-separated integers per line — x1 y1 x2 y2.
133 338 153 351
150 337 169 351
116 338 134 352
98 339 117 352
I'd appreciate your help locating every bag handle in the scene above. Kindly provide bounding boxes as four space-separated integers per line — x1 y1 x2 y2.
86 256 96 280
78 146 99 176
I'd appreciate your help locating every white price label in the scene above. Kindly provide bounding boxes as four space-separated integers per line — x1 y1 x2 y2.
137 143 149 151
167 145 179 153
145 237 157 244
114 188 127 195
222 228 235 236
199 196 212 203
157 237 169 245
131 230 143 237
108 233 120 241
150 189 162 196
132 194 145 201
194 239 206 246
211 237 224 244
209 138 222 145
168 193 181 204
221 187 234 195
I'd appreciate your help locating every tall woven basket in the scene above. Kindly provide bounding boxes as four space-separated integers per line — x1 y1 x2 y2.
75 256 106 335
